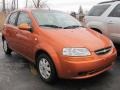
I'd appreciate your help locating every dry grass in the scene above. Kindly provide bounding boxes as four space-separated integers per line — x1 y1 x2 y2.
0 12 7 31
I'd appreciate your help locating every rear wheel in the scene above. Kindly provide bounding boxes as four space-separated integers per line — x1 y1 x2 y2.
2 39 12 55
37 53 57 83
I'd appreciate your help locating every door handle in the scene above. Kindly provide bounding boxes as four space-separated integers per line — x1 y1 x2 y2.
107 21 114 24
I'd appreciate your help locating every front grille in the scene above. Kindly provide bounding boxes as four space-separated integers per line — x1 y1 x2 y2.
95 46 111 55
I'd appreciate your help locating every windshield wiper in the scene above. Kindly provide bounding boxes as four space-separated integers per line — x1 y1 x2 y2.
64 25 81 29
40 24 63 28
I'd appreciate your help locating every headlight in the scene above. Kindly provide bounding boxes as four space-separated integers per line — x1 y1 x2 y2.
63 48 91 56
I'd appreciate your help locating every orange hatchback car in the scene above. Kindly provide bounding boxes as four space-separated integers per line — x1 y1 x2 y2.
2 9 117 83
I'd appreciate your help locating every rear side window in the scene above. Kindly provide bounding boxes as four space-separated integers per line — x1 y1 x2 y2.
109 4 120 17
88 5 110 16
8 12 18 25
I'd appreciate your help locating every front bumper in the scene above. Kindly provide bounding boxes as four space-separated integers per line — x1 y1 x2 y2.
58 48 117 79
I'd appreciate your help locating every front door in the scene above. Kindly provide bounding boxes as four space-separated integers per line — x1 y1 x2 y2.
15 11 36 61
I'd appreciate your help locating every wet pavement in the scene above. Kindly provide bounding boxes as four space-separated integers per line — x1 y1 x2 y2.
0 37 120 90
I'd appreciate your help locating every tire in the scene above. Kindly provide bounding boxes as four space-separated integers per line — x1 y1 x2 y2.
37 53 57 83
2 39 12 55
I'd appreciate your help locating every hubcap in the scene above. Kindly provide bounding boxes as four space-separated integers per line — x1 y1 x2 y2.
39 58 51 79
3 40 8 52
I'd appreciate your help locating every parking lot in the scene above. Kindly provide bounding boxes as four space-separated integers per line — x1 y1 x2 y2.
0 36 120 90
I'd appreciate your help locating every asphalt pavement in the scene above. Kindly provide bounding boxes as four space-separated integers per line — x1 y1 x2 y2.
0 36 120 90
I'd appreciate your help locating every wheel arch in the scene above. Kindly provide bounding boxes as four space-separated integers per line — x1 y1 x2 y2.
91 28 102 34
35 49 52 64
2 35 5 41
34 48 62 78
86 21 107 34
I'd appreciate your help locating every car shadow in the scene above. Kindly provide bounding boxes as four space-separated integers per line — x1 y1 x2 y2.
43 71 113 90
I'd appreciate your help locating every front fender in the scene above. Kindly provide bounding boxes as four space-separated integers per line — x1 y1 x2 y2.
34 43 63 77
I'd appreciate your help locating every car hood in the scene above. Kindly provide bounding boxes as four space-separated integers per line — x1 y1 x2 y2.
41 27 111 51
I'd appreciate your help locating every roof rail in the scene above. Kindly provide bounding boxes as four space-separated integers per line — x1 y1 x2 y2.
99 0 120 4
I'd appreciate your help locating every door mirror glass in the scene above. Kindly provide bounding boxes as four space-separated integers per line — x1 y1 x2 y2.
18 23 31 31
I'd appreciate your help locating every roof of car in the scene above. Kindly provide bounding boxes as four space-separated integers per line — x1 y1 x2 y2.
99 0 120 4
11 8 64 14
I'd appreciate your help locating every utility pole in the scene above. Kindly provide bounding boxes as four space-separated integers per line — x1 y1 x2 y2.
2 0 6 12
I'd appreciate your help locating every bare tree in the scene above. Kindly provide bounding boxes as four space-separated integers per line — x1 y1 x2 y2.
26 0 28 8
37 0 40 8
70 11 76 18
11 0 18 10
16 0 18 9
32 0 47 8
78 5 83 15
2 0 6 12
78 5 84 21
11 0 15 10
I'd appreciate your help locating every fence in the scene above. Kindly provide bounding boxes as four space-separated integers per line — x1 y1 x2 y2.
0 12 7 31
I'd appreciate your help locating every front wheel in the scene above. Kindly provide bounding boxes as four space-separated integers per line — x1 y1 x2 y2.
2 39 12 55
37 53 57 83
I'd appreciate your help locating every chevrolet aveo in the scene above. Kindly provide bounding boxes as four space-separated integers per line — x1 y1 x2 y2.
2 9 117 83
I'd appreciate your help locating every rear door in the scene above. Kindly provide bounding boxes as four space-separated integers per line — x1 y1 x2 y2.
4 11 19 51
107 4 120 42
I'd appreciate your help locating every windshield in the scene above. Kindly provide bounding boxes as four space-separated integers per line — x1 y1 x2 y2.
32 10 82 29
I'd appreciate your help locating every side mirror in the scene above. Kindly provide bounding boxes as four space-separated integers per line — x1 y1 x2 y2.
18 23 31 31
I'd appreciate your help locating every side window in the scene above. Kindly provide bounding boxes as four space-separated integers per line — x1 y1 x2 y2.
8 12 18 25
109 4 120 17
88 5 110 16
17 12 31 26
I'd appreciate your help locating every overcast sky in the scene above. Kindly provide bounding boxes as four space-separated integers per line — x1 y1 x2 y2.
46 0 109 12
18 0 109 12
0 0 109 12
